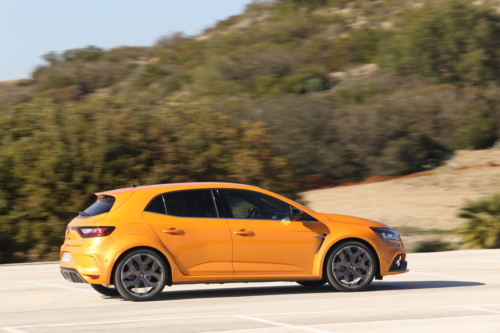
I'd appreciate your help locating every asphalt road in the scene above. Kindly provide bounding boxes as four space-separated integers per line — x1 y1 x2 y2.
1 249 499 333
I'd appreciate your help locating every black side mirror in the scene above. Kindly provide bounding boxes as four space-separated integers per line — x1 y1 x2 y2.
291 207 304 221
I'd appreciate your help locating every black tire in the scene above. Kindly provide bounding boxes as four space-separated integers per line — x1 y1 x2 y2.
90 284 120 296
114 249 167 302
296 280 327 288
326 241 376 292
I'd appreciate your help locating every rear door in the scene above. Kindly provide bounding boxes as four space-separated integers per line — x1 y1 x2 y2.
143 189 233 276
218 189 314 275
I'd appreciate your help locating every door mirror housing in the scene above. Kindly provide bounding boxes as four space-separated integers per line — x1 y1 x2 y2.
291 208 304 221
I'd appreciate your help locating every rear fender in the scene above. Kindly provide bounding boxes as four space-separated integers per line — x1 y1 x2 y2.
105 224 179 285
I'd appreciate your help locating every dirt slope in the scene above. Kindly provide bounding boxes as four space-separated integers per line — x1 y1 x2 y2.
301 149 500 248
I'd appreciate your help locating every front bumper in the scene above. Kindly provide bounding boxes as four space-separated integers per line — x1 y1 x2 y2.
383 253 409 275
389 253 408 271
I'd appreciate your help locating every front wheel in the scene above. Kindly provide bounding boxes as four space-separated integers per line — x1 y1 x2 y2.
90 284 120 296
114 249 167 302
326 241 376 292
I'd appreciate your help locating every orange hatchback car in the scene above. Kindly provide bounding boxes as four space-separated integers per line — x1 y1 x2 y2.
60 182 408 301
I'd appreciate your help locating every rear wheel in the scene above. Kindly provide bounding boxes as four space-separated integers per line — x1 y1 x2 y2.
90 284 119 296
114 249 167 302
326 241 376 292
296 280 327 288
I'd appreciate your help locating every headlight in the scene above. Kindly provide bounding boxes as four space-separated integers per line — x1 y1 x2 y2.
371 228 400 247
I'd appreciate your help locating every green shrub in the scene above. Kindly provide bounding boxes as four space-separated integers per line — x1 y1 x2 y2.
455 193 500 249
458 109 498 149
414 240 455 253
62 45 104 62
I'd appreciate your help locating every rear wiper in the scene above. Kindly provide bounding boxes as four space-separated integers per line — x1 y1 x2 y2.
79 211 90 217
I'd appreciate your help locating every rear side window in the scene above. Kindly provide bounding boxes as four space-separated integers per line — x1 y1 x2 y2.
164 190 217 218
81 195 115 217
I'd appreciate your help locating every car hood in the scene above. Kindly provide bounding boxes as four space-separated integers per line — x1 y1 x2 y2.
322 213 393 229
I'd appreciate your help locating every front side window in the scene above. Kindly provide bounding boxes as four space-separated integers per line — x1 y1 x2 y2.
163 190 217 218
222 190 293 220
80 195 115 217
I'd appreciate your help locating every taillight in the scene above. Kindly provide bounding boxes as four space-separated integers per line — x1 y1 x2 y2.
72 226 115 238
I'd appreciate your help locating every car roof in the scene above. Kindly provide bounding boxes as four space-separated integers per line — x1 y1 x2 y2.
96 182 260 195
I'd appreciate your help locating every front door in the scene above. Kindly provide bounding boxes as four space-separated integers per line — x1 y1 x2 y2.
143 189 233 276
219 189 314 275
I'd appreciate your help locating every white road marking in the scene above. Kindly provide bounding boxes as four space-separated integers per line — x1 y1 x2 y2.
410 271 458 278
1 292 86 299
1 328 28 333
236 315 332 333
0 315 228 330
21 281 93 293
3 303 500 331
469 276 500 278
1 278 71 282
248 303 500 317
410 260 500 263
463 306 500 314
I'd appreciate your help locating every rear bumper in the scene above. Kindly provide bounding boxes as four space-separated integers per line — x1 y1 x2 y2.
60 267 88 284
60 235 117 284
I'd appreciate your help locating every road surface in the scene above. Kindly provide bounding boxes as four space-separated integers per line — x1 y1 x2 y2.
1 249 499 332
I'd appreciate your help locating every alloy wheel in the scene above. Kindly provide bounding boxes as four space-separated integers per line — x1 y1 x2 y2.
331 245 373 288
120 253 165 298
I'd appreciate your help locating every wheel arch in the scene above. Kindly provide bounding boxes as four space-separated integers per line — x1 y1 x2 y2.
110 246 173 286
321 237 381 279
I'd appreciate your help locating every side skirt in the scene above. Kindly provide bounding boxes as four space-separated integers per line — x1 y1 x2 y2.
172 278 324 286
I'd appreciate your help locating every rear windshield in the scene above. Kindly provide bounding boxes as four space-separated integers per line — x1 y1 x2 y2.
80 195 116 217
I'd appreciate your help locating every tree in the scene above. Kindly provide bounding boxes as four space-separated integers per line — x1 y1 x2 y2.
455 194 500 249
0 98 296 263
379 0 500 85
277 0 329 7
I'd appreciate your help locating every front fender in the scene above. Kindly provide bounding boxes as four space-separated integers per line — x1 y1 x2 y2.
311 221 405 277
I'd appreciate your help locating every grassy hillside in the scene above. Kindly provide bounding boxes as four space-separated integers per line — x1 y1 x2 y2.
3 0 500 180
2 0 500 261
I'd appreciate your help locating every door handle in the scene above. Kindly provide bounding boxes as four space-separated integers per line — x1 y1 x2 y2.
234 230 255 236
163 228 185 235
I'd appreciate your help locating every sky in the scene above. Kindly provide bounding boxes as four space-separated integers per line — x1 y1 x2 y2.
0 0 252 81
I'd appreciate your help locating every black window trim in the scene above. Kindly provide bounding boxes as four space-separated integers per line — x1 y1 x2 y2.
143 187 317 222
161 194 168 215
210 190 220 218
213 189 230 218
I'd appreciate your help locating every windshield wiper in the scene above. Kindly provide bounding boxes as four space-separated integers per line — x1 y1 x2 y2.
79 211 90 217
